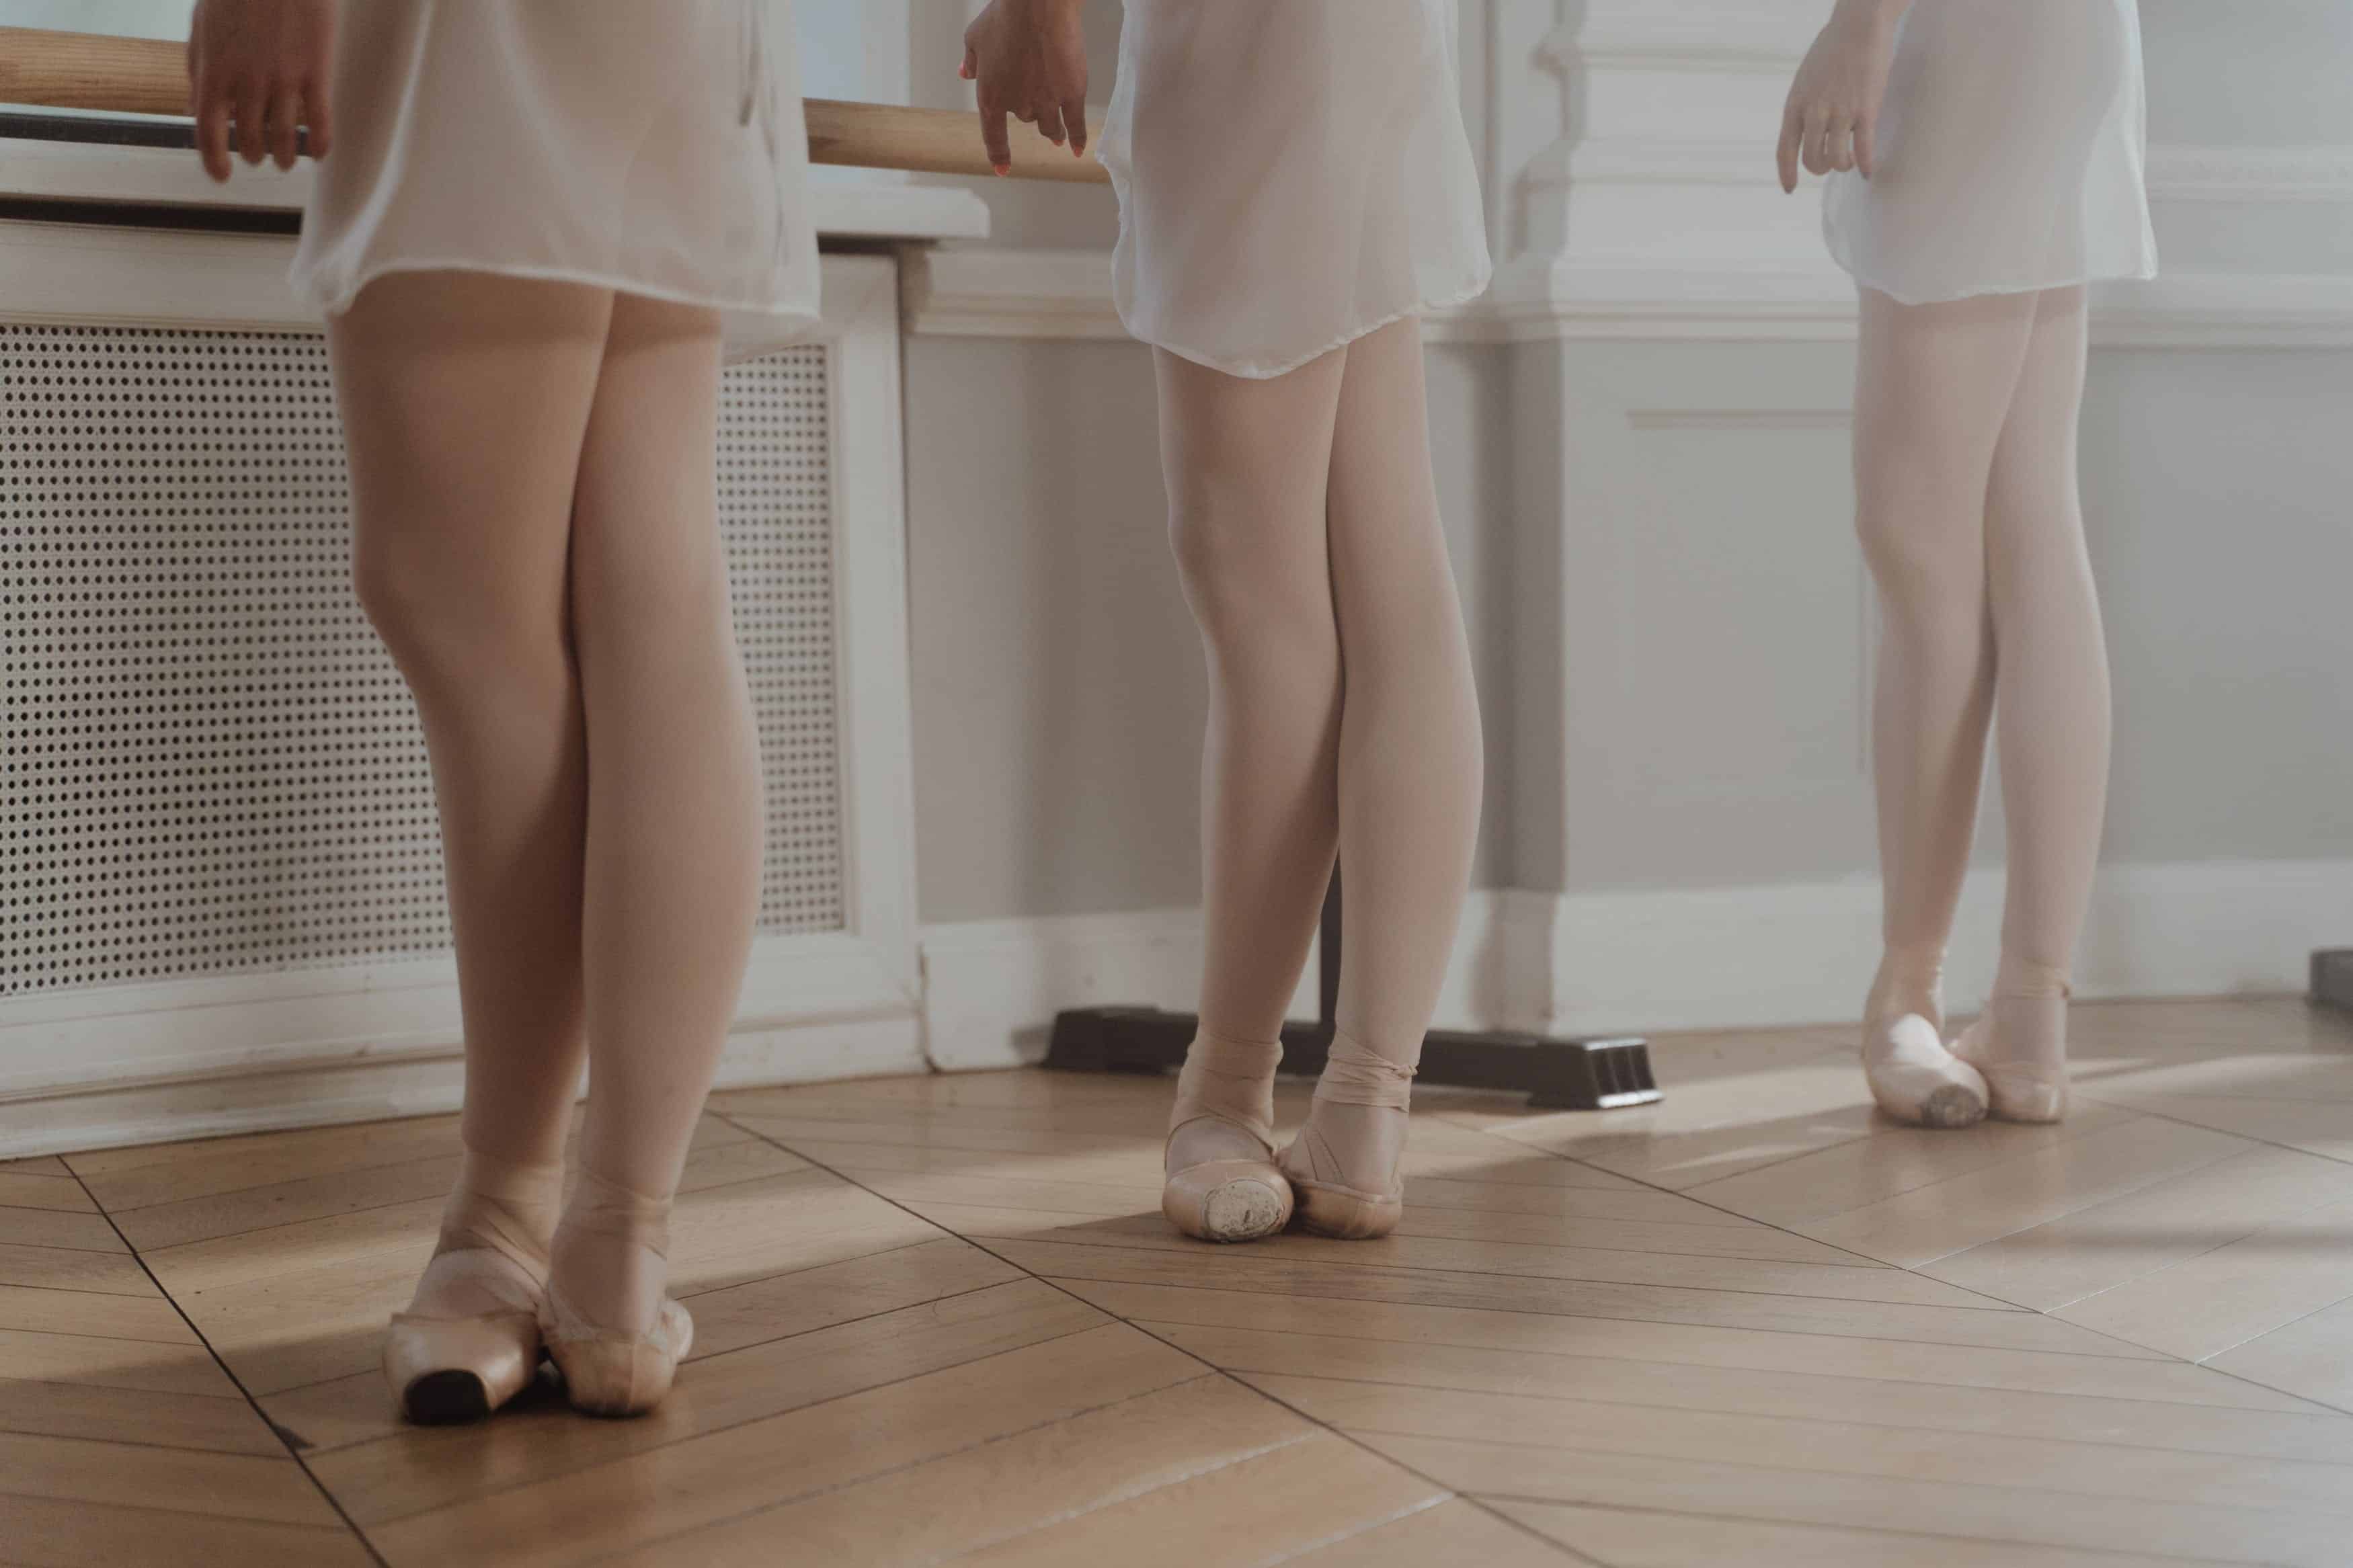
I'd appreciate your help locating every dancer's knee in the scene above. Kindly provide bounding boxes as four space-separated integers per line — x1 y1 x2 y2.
1167 497 1324 635
352 521 561 692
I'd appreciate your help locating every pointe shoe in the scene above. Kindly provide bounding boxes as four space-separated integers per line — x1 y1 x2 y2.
539 1284 693 1418
1864 1012 1989 1129
539 1169 693 1418
1164 1033 1293 1243
383 1151 560 1424
1953 989 2071 1124
1279 1034 1412 1241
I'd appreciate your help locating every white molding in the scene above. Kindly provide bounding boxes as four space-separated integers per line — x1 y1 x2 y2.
913 860 2353 1077
1512 859 2353 1038
904 246 2353 349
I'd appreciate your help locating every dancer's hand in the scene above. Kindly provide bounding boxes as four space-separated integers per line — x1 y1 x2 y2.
188 0 334 181
1777 0 1905 193
961 0 1088 177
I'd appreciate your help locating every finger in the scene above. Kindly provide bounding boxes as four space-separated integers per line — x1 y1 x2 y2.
1034 99 1066 147
195 82 233 181
1800 108 1831 175
977 91 1012 175
1776 98 1801 193
1823 116 1852 174
1814 114 1845 175
960 45 975 81
235 80 268 164
1062 91 1088 156
268 83 302 169
1853 114 1876 179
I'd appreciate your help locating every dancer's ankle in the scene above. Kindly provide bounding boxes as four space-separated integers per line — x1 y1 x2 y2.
1993 953 2071 1001
1866 944 1947 1030
1297 1032 1414 1191
1168 1029 1283 1145
549 1168 675 1337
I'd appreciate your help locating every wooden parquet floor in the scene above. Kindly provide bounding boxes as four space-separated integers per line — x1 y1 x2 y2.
5 995 2352 1565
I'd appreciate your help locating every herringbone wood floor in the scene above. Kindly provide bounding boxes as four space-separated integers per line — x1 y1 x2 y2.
5 996 2352 1565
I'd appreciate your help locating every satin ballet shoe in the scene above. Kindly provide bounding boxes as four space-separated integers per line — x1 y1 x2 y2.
1279 1034 1412 1241
385 1301 542 1424
1863 1011 1989 1129
539 1284 693 1418
383 1151 561 1424
539 1169 693 1418
1953 989 2071 1124
1163 1033 1293 1243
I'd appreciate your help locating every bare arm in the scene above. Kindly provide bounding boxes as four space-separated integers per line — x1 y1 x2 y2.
961 0 1088 176
1778 0 1909 193
187 0 334 181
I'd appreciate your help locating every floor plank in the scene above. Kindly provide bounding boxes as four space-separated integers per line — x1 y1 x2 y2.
0 1284 199 1345
0 1376 289 1454
309 1278 1107 1526
367 1323 1211 1567
1371 1433 2351 1566
0 1208 127 1255
0 1243 158 1298
1254 1373 2353 1510
0 1172 99 1214
1282 1498 1585 1567
0 1493 374 1568
0 1429 342 1525
940 1430 1448 1568
1004 1239 2175 1360
1495 1500 2218 1568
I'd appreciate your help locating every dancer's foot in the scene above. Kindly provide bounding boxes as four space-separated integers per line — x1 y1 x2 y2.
384 1149 561 1424
1279 1034 1410 1240
1953 964 2071 1123
540 1170 692 1417
1859 946 1986 1128
1163 1033 1293 1243
1864 1012 1989 1128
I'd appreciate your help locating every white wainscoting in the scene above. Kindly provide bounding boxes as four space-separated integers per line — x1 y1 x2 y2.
0 238 926 1157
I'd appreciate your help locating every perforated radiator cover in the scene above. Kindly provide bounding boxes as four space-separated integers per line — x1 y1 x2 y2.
2 324 845 999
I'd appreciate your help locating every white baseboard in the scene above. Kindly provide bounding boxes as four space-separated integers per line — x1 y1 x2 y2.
918 860 2352 1069
0 932 924 1161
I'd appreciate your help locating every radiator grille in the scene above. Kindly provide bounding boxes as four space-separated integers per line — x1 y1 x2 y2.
2 324 845 999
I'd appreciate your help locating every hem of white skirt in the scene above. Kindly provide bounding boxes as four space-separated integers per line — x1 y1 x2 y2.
1119 267 1495 380
290 257 822 343
1833 257 2161 308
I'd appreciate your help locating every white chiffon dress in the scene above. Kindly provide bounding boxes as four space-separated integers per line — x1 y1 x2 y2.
1095 0 1492 380
288 0 820 358
1823 0 2157 304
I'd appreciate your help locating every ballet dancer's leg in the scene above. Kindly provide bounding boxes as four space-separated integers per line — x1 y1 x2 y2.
1851 286 2040 1126
545 292 762 1410
1955 286 2109 1122
1278 318 1482 1237
1155 345 1351 1241
331 272 612 1418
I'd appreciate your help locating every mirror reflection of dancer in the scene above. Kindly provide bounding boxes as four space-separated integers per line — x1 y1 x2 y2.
1779 0 2156 1126
965 0 1491 1241
190 0 821 1420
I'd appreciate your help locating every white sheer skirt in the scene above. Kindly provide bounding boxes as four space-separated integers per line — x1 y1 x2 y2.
1096 0 1492 379
289 0 820 358
1823 0 2157 304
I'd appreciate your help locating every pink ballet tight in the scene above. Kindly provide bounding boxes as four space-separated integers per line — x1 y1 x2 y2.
330 272 762 1335
1158 318 1482 1192
1856 284 2110 1078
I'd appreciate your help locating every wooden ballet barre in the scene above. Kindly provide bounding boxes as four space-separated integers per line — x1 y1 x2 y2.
0 26 1109 183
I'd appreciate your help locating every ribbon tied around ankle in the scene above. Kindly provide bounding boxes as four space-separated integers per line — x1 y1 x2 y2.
1313 1036 1417 1112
